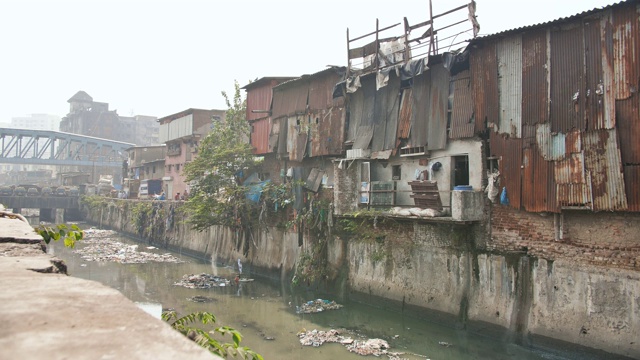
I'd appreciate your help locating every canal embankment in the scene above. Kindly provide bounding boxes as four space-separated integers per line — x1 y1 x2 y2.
83 198 640 359
0 214 219 360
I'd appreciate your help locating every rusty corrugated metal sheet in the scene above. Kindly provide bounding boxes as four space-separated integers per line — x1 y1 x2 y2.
471 42 499 134
616 96 640 164
426 64 449 150
490 131 523 209
522 146 557 212
250 118 270 155
269 117 280 153
497 34 523 138
554 152 592 208
287 116 307 161
410 72 429 147
565 130 582 154
308 70 343 111
536 123 566 161
372 72 401 151
449 70 474 139
550 23 586 133
397 88 412 140
271 81 309 120
600 11 617 129
245 81 276 122
522 29 549 132
309 106 346 157
624 165 640 211
583 15 607 129
583 129 628 211
612 4 640 100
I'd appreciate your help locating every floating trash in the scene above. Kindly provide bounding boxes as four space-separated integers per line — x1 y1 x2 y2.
174 273 231 289
73 237 182 264
298 329 403 359
296 299 343 314
187 296 218 303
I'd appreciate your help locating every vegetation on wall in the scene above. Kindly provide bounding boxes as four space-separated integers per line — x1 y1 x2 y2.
35 224 84 248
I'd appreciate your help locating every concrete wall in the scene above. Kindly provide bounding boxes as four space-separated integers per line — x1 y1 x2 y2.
86 200 640 358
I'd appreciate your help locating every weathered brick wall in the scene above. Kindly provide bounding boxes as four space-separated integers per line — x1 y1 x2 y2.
488 205 640 270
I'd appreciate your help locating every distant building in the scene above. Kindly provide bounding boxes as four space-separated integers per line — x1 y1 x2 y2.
60 91 159 146
11 113 60 131
158 108 226 197
125 145 166 181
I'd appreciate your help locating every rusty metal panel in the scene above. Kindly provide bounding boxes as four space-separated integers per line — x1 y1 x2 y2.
308 71 342 111
522 29 549 132
565 130 582 154
426 64 449 151
250 118 271 155
246 81 276 122
554 151 593 208
536 123 566 161
287 115 308 162
410 72 430 147
612 4 640 100
600 11 617 129
471 42 499 134
616 96 640 164
490 131 523 209
397 88 412 148
497 34 523 137
583 129 628 211
522 146 557 212
583 15 606 129
276 117 288 155
372 72 400 151
271 82 309 120
550 23 585 133
624 165 640 211
349 75 376 150
309 106 346 157
449 70 474 139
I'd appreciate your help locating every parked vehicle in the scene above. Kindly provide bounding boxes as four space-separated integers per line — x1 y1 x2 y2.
0 186 13 196
139 179 163 199
14 186 27 196
55 186 67 196
26 188 39 197
68 187 80 196
42 187 53 196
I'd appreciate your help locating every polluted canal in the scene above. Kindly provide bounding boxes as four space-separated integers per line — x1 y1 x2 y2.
49 229 615 360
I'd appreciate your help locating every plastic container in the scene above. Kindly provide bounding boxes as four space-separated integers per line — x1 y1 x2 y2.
453 185 473 191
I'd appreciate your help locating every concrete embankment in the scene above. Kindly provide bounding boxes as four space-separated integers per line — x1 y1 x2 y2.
0 215 219 360
85 199 640 359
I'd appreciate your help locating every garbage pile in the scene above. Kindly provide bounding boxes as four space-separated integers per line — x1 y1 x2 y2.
83 228 118 239
74 239 182 264
187 296 218 303
174 273 231 289
296 299 344 314
298 329 403 359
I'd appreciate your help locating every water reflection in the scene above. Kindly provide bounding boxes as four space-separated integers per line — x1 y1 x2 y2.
50 232 621 360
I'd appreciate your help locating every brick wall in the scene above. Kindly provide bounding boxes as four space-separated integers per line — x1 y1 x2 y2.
488 205 640 270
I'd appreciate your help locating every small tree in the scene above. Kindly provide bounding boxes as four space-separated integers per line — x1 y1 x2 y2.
183 81 259 231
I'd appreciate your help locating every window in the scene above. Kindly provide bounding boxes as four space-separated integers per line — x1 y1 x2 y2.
392 165 401 180
152 166 156 173
452 155 469 187
176 164 180 172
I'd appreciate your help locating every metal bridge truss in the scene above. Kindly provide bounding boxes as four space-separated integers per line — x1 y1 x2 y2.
0 128 134 167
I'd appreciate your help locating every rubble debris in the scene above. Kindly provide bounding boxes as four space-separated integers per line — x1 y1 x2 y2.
83 228 118 239
73 238 182 264
298 329 404 359
173 273 231 289
296 299 344 314
438 341 452 347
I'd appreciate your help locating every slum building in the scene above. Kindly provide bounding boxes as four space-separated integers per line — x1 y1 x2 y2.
467 0 640 269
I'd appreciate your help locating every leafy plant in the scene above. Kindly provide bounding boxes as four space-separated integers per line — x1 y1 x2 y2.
162 311 263 360
35 224 84 248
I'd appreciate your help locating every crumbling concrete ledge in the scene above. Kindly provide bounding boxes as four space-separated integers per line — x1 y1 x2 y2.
0 217 219 360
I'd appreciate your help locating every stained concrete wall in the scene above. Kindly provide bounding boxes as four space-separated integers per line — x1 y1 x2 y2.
85 200 639 358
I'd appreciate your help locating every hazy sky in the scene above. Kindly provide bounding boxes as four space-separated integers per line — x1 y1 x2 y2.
0 0 618 124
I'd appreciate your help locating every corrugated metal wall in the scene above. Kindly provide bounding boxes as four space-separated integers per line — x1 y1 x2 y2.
471 42 499 134
477 1 639 213
272 82 309 120
497 34 523 137
246 82 276 122
250 118 270 155
449 70 474 139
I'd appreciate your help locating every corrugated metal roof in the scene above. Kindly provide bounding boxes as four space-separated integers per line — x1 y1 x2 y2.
497 34 523 138
241 77 296 90
471 0 638 43
449 70 474 139
583 129 628 211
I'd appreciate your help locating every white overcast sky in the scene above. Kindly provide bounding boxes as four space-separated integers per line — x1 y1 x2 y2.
0 0 618 124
